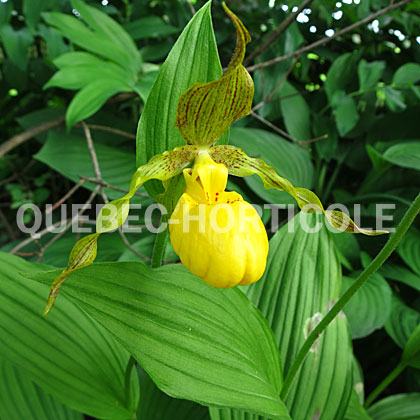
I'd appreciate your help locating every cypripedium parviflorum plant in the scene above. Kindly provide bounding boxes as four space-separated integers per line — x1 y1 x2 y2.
43 3 387 316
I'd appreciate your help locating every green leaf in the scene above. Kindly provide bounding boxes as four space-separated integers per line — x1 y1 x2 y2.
385 296 420 349
0 1 13 26
0 252 139 420
345 389 372 420
229 127 314 205
137 368 210 420
212 214 353 419
71 0 140 73
42 8 139 77
398 229 420 275
65 78 132 128
357 60 385 92
332 90 360 137
341 273 392 339
124 16 179 40
23 0 44 30
382 87 407 112
380 263 420 292
34 131 145 200
382 142 420 172
393 63 420 88
325 53 358 101
0 25 33 71
37 24 69 59
28 262 289 420
279 81 311 141
402 323 420 369
0 358 84 420
368 393 420 420
44 61 128 91
137 0 228 198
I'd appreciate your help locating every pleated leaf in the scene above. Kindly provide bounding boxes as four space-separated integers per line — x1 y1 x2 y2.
137 368 210 420
385 295 420 349
211 213 354 420
368 393 420 420
28 261 290 419
341 273 392 339
0 252 139 420
0 358 83 420
136 0 228 198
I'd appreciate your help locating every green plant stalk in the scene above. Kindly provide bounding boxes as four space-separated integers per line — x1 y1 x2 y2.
280 192 420 400
151 224 169 268
364 361 406 407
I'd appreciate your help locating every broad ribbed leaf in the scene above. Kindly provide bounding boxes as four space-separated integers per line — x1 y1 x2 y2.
382 142 420 171
402 323 420 369
344 390 372 420
385 295 420 349
341 273 392 339
398 229 420 275
137 368 210 420
136 1 228 198
0 358 83 420
211 214 353 420
229 127 314 205
368 393 420 420
28 262 290 419
0 252 139 420
380 263 420 292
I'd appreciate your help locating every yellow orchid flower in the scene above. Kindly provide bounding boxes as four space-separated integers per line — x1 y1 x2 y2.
43 3 387 315
169 151 268 288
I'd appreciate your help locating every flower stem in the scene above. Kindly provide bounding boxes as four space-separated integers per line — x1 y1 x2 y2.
151 226 168 268
280 192 420 401
364 361 406 408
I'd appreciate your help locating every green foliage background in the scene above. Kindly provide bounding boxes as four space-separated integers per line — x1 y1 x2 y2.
1 0 420 419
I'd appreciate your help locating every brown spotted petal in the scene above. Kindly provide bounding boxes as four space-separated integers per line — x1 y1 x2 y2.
175 3 254 146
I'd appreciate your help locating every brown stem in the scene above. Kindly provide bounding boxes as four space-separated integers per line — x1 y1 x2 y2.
0 117 65 158
250 110 298 143
244 0 314 65
78 175 150 198
247 0 412 72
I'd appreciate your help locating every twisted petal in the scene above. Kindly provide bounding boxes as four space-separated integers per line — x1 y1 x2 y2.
44 146 198 315
175 3 254 146
209 145 389 235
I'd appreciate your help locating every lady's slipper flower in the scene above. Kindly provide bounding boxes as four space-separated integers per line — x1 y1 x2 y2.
43 3 387 315
169 152 268 288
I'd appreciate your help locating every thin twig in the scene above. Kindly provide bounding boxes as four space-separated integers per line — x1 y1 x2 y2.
82 121 108 204
39 185 101 254
247 0 412 72
9 219 71 254
45 179 86 214
252 55 301 112
76 123 136 139
244 0 314 65
0 208 16 241
186 0 195 15
250 110 299 142
78 175 150 198
118 228 151 262
0 116 65 158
